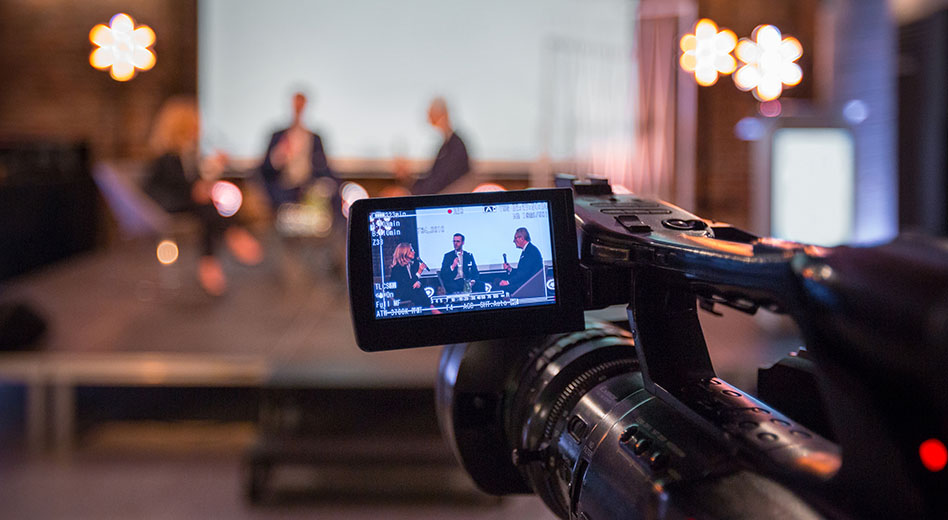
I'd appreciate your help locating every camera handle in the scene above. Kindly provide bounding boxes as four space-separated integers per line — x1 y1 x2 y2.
627 235 948 518
627 267 721 438
627 265 842 487
790 236 948 518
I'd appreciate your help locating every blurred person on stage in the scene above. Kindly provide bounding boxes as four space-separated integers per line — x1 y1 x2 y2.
393 97 472 195
260 91 337 210
144 96 262 296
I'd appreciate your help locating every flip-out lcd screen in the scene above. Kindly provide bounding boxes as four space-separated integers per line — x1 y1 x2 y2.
347 188 583 351
370 200 556 319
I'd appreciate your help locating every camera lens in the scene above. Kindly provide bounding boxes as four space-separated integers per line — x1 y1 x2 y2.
437 320 639 517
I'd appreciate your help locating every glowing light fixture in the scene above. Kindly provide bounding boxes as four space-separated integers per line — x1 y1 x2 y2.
211 180 243 217
679 19 738 87
156 240 179 265
733 25 803 101
89 13 156 81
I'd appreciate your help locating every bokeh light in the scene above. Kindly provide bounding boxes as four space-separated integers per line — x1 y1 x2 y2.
679 19 738 87
733 25 803 101
842 99 869 124
734 117 766 141
276 203 332 237
919 438 947 472
759 99 783 117
472 183 506 192
211 180 242 217
156 240 179 265
341 181 369 219
89 13 156 82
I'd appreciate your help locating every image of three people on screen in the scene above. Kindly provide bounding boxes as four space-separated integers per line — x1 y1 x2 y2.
389 227 544 309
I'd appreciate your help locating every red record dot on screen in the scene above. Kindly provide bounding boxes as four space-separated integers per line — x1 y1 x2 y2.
447 209 452 214
919 438 947 472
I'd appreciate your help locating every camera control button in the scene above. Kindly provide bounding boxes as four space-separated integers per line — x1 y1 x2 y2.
619 424 639 443
648 451 667 470
590 243 630 261
615 215 652 234
633 437 652 454
601 208 671 215
567 415 588 442
662 218 707 231
757 432 779 442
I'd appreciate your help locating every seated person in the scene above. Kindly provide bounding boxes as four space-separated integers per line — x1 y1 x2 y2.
143 96 262 296
499 227 542 294
440 233 479 294
259 91 336 210
393 97 472 195
390 242 431 307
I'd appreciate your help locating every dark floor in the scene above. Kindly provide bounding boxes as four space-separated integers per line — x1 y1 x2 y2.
0 422 556 520
0 232 803 519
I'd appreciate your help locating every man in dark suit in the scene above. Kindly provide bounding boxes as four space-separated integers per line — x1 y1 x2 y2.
440 233 479 294
259 91 335 209
500 227 542 294
393 97 471 195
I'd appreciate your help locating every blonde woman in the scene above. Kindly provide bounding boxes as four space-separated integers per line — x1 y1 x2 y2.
389 242 430 307
143 96 261 295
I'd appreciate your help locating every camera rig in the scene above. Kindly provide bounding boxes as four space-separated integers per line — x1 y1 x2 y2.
348 180 948 519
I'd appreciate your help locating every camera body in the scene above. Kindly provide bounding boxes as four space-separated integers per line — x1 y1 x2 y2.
347 181 948 519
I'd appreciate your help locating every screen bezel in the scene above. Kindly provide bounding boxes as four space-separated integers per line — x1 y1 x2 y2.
348 188 584 351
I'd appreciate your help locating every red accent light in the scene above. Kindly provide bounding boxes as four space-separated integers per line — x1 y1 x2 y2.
447 209 452 214
919 438 948 472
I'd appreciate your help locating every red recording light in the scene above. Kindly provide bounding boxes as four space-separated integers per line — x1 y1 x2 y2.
447 209 452 214
919 438 947 472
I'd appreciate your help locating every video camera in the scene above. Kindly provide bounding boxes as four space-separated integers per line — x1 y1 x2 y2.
346 179 948 519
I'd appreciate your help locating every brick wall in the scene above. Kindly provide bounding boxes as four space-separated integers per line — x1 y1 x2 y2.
0 0 197 162
694 0 818 228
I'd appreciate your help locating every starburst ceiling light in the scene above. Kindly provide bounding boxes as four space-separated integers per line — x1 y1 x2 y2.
89 13 156 81
733 24 803 101
679 19 738 87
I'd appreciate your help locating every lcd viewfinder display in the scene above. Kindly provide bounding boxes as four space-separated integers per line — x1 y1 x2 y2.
369 201 556 319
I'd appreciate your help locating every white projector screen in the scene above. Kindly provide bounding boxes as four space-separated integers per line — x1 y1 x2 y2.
199 0 633 162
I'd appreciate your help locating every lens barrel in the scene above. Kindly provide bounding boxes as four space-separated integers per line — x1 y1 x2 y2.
437 320 826 519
